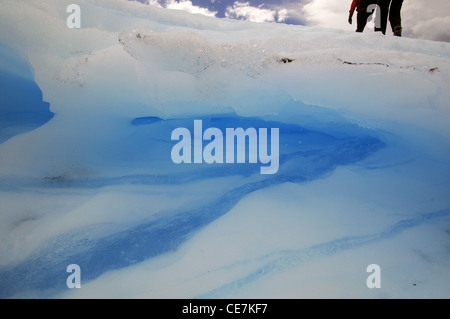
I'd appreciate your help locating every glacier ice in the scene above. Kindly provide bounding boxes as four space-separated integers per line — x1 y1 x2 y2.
0 0 449 298
0 44 54 144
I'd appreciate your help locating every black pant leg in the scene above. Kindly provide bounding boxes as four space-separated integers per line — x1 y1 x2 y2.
389 0 403 31
376 0 391 34
356 11 372 32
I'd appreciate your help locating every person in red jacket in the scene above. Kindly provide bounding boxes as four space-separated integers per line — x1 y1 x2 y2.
348 0 377 33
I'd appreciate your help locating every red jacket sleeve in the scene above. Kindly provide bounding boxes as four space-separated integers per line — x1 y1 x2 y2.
349 0 360 14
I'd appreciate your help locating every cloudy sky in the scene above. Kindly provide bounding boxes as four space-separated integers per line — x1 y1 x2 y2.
136 0 450 42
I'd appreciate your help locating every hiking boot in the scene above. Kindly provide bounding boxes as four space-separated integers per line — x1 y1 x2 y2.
393 25 402 37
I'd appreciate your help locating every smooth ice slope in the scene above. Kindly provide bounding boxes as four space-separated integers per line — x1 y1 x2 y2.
0 0 449 298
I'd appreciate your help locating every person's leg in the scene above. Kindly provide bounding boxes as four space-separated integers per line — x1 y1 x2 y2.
375 0 390 34
389 0 403 36
356 11 370 32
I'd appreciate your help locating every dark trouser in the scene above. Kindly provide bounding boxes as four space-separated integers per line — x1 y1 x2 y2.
376 0 403 34
356 10 374 32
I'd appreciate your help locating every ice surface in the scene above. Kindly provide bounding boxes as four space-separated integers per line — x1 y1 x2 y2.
0 0 449 298
0 44 54 144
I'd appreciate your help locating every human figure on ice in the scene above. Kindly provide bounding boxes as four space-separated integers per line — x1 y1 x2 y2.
375 0 404 36
348 0 378 33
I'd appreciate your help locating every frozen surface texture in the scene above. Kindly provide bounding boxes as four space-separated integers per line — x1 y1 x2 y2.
0 0 449 298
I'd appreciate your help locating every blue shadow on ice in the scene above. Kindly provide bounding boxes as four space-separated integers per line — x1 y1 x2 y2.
0 44 54 144
0 108 386 298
